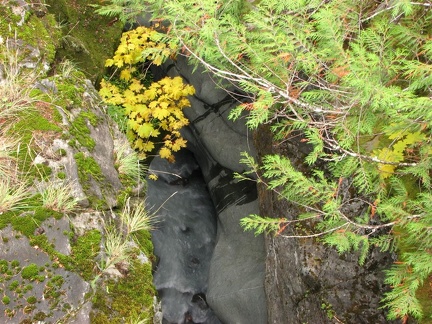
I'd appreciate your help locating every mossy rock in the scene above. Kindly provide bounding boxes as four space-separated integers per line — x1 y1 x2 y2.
0 1 60 73
44 0 124 82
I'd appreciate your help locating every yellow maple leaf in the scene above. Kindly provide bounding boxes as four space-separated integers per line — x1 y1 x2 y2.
137 123 155 138
149 174 158 181
142 141 155 152
105 58 115 67
120 69 132 81
171 138 187 151
134 138 145 150
123 54 133 65
143 87 158 101
153 55 163 66
159 147 172 160
153 106 171 120
128 119 140 131
129 78 143 93
99 85 113 100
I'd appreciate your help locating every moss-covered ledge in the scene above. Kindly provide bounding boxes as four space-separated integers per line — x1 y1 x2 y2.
44 0 124 83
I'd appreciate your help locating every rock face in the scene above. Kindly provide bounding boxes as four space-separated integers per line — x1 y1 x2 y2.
255 126 398 324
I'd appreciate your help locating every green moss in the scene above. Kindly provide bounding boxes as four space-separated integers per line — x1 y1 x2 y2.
11 214 40 237
21 263 40 280
0 5 59 72
2 296 11 305
71 230 101 281
74 152 104 184
10 207 55 237
44 0 124 82
134 230 154 259
91 258 155 323
69 111 99 150
56 82 84 106
34 163 52 180
10 109 62 179
24 284 33 293
0 259 8 273
57 171 66 179
10 260 20 268
13 108 62 139
8 280 19 291
57 148 67 156
29 229 101 283
29 234 71 271
27 296 37 304
33 311 47 321
0 212 13 230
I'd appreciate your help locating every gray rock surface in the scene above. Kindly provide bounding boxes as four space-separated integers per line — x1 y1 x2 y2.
207 201 266 324
255 125 398 324
0 224 90 324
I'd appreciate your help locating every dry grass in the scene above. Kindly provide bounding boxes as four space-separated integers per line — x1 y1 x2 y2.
0 178 30 213
0 39 37 123
0 128 19 180
102 225 132 271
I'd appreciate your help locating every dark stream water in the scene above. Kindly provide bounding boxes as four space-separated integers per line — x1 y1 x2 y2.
146 150 222 324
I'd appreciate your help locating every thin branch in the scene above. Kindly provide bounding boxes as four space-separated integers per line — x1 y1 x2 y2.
279 222 349 239
324 138 418 166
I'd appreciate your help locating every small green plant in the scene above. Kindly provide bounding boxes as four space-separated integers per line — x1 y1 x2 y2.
26 296 37 304
93 0 146 24
2 296 11 305
21 263 40 280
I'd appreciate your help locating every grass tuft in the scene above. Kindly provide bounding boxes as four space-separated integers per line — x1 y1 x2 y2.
102 225 131 272
120 198 156 235
0 129 19 180
0 39 38 122
114 140 145 181
37 180 79 213
0 179 30 213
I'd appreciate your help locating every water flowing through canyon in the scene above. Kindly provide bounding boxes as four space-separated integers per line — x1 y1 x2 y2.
146 150 222 324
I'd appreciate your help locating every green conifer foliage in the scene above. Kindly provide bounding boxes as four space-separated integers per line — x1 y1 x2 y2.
98 0 432 320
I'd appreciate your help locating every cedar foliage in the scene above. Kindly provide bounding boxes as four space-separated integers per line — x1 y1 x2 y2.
98 0 432 320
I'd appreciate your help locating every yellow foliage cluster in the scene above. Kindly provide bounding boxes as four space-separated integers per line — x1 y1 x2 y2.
101 76 194 161
100 26 194 161
373 129 426 179
105 26 176 69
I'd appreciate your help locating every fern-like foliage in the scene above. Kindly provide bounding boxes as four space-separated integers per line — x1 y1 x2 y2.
240 214 284 236
93 0 145 23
